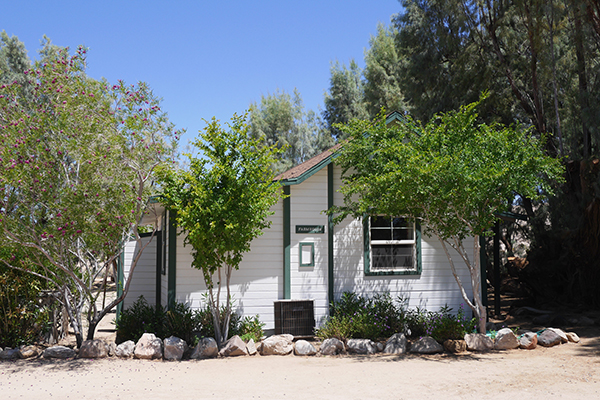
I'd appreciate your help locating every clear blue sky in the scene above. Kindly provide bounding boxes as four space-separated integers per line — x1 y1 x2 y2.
2 1 402 147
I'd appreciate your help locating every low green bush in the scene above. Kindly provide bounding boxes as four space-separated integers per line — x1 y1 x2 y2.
0 250 51 348
238 315 265 342
317 292 406 341
408 304 476 343
115 296 168 343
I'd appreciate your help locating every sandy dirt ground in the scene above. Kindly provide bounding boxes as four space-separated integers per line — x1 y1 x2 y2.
1 333 600 400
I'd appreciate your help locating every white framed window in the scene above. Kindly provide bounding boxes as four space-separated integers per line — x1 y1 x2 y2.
364 216 421 275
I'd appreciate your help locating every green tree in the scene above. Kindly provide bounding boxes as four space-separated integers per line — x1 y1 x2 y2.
0 46 177 347
363 24 405 118
249 89 332 174
157 113 283 348
323 60 369 140
331 99 563 333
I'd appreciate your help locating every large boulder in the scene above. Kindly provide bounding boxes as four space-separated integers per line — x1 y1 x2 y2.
115 340 136 358
246 339 258 356
319 338 344 356
134 333 163 360
79 339 109 359
219 335 248 357
0 348 21 360
494 328 520 350
346 338 377 355
43 346 76 359
191 337 218 359
538 329 562 347
547 328 568 344
384 333 407 355
443 339 467 354
260 334 293 356
294 340 317 356
464 333 494 352
410 336 443 354
519 332 538 350
566 332 580 343
163 336 187 361
19 345 40 359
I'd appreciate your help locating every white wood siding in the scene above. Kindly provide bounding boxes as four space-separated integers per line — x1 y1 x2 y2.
332 163 475 314
122 236 157 309
174 201 284 331
289 168 330 327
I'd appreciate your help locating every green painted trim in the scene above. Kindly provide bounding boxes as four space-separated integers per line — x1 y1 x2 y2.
299 242 315 267
363 217 422 276
283 186 291 299
279 151 340 187
327 163 334 307
167 209 177 310
155 230 162 308
116 250 125 320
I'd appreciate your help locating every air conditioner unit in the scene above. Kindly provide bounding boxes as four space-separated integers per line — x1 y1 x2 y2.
274 300 315 337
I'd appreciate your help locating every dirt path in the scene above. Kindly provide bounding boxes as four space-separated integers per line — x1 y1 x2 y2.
2 333 600 400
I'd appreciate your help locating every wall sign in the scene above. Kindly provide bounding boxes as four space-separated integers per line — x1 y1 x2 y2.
295 225 325 234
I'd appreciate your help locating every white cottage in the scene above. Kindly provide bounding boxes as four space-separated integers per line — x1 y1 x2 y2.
120 112 479 335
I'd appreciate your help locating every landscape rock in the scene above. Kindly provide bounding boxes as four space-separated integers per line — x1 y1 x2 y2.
410 336 443 354
191 337 218 359
494 328 520 350
384 333 407 354
443 339 467 353
163 336 187 361
107 342 117 357
43 346 76 359
246 339 257 355
259 334 293 356
566 332 580 343
376 342 384 352
134 333 163 360
320 338 344 356
79 339 108 359
537 329 562 347
219 335 248 357
464 333 494 351
346 338 377 355
0 348 21 360
519 332 538 350
294 340 317 356
115 340 136 358
19 345 40 359
547 328 568 344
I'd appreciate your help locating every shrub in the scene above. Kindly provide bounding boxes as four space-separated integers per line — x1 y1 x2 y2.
237 315 265 342
416 304 476 343
115 296 167 343
317 292 406 341
0 250 51 348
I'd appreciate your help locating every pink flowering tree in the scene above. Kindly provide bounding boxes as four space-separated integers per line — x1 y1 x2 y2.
0 46 178 347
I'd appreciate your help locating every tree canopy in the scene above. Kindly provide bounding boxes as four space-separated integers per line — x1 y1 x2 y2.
332 99 563 332
157 113 283 347
0 43 177 346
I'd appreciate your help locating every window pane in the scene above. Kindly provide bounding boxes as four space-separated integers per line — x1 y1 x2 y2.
393 227 414 241
371 228 391 241
371 245 392 270
392 217 407 228
393 245 413 268
371 216 391 228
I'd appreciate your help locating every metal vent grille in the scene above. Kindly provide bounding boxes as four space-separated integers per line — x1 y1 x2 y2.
274 300 315 337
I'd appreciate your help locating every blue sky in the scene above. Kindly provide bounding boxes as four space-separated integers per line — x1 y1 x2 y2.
2 1 402 147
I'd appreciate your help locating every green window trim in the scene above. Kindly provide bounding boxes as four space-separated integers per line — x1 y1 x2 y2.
299 242 315 267
363 217 422 276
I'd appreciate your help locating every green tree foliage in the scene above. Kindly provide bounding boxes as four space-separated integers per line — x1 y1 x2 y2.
363 24 405 118
249 89 333 174
157 113 283 347
323 60 369 140
0 45 178 347
331 99 563 332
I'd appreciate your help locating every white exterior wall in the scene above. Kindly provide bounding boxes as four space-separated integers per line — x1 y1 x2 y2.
174 201 284 331
331 164 475 314
289 168 330 327
122 235 157 309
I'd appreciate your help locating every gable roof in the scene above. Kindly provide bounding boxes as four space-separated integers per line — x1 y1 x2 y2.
275 111 406 186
